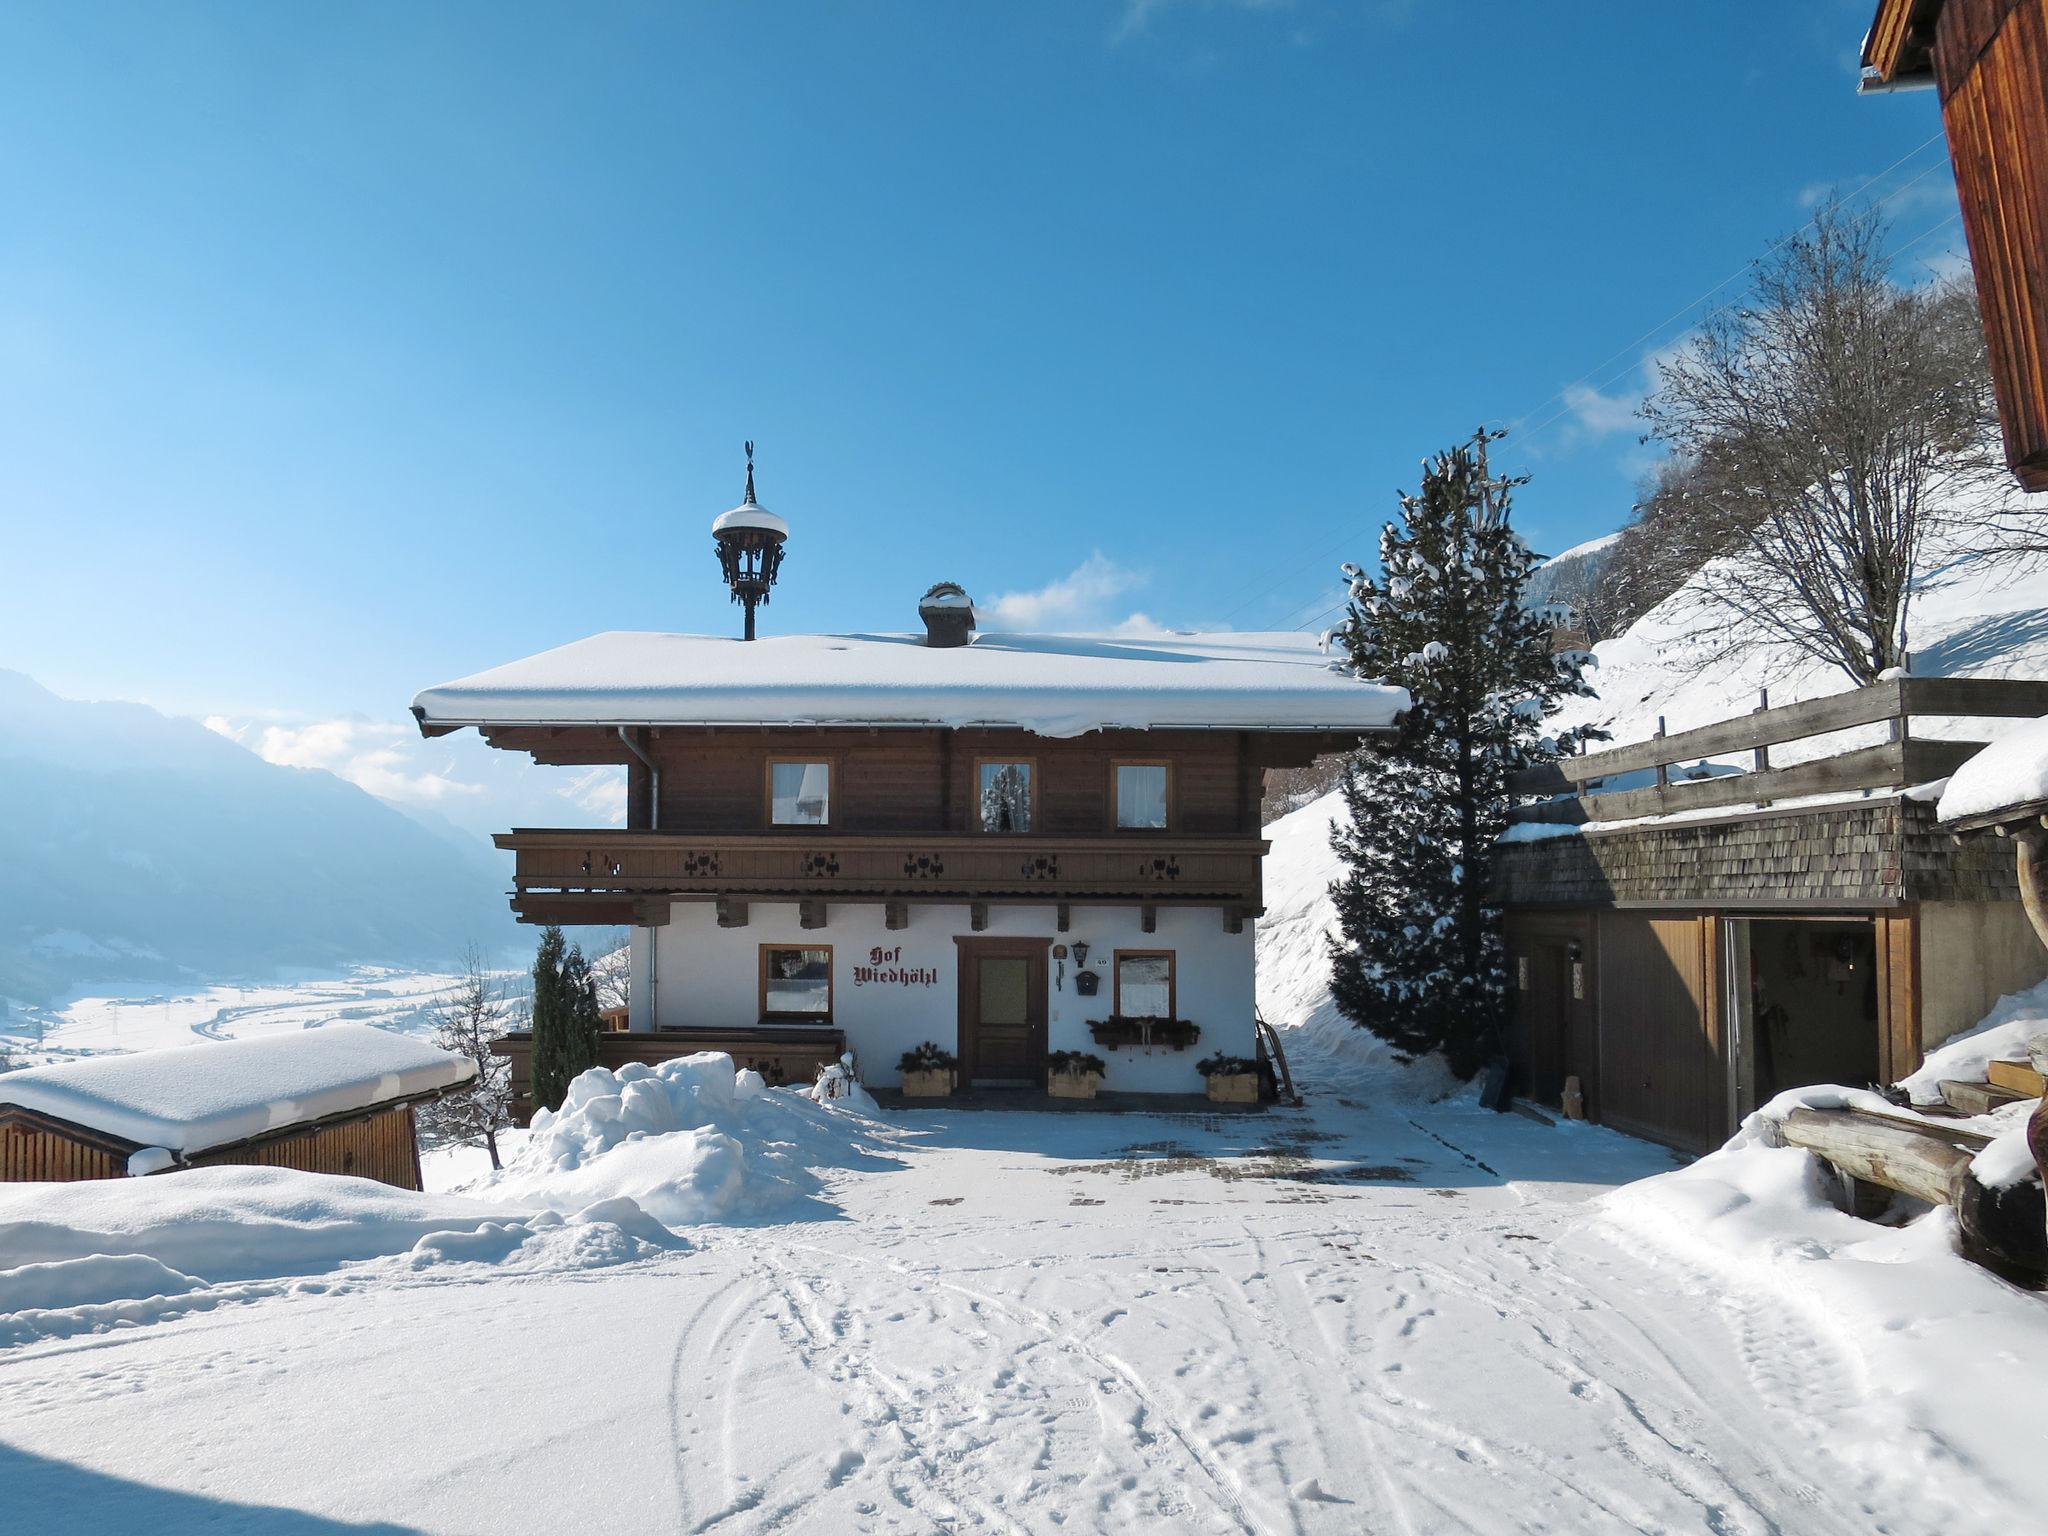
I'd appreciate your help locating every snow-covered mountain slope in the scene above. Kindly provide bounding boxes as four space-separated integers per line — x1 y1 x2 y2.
0 670 515 1005
1547 508 2048 759
1522 530 1622 615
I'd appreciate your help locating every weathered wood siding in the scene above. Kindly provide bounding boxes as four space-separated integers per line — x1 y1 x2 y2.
1594 914 1726 1153
0 1114 129 1181
1934 0 2048 489
185 1104 424 1190
1496 799 2017 910
1875 908 1925 1083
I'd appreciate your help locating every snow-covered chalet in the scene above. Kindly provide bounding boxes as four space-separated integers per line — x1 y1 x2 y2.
412 460 1404 1108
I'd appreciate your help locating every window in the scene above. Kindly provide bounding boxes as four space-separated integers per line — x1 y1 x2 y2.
976 759 1034 833
1114 950 1175 1019
1113 762 1170 830
768 760 831 826
760 944 833 1019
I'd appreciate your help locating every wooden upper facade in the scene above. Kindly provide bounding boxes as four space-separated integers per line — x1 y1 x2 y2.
1864 0 2048 490
484 723 1354 926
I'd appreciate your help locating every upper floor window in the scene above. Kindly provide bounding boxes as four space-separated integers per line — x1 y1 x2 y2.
976 760 1034 833
769 760 831 826
1113 761 1170 830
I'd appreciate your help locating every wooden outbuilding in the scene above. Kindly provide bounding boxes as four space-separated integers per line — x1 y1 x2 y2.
0 1024 476 1189
1862 0 2048 490
1498 679 2048 1152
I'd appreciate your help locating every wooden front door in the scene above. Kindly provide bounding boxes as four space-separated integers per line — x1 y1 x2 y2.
957 939 1049 1085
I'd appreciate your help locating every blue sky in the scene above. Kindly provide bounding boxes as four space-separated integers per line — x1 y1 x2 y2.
0 2 1959 830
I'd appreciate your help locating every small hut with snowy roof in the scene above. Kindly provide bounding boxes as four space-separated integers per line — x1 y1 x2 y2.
0 1025 476 1188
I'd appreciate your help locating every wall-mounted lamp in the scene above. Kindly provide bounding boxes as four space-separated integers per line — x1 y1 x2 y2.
1071 941 1090 966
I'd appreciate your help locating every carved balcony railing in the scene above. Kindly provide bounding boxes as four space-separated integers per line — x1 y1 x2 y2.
493 829 1266 920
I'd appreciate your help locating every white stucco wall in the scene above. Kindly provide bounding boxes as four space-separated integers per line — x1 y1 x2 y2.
628 902 1254 1093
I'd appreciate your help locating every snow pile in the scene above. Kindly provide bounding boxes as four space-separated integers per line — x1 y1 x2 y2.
393 1196 683 1274
1897 975 2048 1105
0 1023 475 1155
1940 711 2048 823
1600 1139 2048 1507
1255 790 1461 1099
491 1053 895 1228
0 1165 519 1279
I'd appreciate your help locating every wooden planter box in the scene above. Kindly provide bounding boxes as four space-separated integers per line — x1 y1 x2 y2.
1088 1017 1201 1051
1205 1072 1259 1105
1047 1071 1102 1100
900 1068 954 1098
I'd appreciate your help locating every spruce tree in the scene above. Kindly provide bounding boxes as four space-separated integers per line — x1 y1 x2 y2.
559 940 604 1084
1328 428 1596 1079
527 925 571 1113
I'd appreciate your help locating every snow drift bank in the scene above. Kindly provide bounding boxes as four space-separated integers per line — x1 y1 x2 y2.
1255 790 1464 1099
0 1165 687 1347
488 1052 898 1226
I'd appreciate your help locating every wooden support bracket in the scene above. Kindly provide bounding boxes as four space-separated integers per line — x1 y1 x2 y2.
632 899 672 928
716 898 749 929
970 902 989 932
1223 908 1246 935
800 899 828 931
1141 904 1157 934
1057 903 1071 933
885 901 909 931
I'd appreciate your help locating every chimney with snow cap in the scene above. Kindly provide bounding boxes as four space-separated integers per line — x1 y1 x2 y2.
919 582 976 648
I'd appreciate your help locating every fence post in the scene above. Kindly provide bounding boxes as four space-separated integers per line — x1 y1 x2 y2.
1654 716 1668 790
1754 689 1771 809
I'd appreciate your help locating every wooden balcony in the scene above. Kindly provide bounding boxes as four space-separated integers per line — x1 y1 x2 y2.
494 829 1268 927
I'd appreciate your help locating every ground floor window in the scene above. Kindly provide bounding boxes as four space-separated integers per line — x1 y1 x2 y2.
760 944 833 1020
1114 950 1175 1018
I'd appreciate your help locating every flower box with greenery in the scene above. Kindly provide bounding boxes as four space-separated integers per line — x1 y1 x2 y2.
1046 1050 1107 1099
897 1041 957 1098
1086 1016 1201 1052
1197 1053 1262 1104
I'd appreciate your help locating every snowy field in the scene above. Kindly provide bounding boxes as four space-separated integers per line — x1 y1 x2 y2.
4 1029 2045 1536
0 967 470 1068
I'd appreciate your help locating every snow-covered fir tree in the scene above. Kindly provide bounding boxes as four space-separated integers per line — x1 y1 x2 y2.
1327 428 1597 1079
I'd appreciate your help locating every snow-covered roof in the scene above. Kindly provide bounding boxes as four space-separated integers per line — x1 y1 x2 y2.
0 1025 477 1155
413 630 1408 740
711 505 789 537
1937 713 2048 827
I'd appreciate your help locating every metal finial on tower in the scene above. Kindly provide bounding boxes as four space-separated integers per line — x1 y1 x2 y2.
743 440 757 505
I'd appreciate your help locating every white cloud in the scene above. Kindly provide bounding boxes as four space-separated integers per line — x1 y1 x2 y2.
1560 382 1638 439
981 553 1163 633
204 712 625 837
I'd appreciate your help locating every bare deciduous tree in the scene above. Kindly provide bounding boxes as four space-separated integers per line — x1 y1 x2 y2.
1640 200 2001 684
418 944 515 1170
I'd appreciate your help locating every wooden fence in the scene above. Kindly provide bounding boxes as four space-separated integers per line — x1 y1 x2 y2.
1509 677 2048 826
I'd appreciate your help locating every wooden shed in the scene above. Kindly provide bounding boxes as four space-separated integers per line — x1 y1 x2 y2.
1499 679 2048 1152
0 1024 476 1190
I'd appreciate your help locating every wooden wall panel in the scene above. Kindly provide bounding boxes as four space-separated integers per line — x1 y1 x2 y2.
1875 907 1924 1083
1594 914 1724 1153
0 1122 127 1181
187 1104 424 1190
648 728 1251 836
1935 0 2048 490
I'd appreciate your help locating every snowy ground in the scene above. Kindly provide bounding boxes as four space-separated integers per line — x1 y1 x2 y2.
0 967 470 1069
6 1030 2043 1536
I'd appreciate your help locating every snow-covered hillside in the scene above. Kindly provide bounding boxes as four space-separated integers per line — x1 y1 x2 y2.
1548 510 2048 758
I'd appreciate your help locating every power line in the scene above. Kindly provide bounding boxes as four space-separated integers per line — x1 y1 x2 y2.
1211 131 1954 633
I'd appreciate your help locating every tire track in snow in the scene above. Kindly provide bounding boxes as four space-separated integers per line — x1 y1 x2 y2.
768 1234 1261 1534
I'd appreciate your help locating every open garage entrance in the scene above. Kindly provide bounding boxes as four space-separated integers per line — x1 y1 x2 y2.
1726 917 1881 1116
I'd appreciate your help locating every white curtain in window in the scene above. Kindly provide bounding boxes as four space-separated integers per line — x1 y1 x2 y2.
1116 765 1168 829
772 761 831 825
